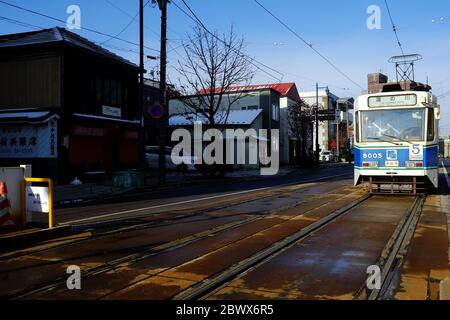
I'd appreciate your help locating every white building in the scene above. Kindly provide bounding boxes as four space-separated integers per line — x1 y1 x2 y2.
169 83 304 165
299 88 339 154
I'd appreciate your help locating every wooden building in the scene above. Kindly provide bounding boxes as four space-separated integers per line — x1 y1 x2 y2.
0 27 140 183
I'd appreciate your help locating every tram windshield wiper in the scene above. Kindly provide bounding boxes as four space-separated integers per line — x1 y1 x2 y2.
381 134 412 145
366 137 400 146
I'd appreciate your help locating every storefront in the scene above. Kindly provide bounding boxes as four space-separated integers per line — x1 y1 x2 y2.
0 27 142 184
67 114 140 180
0 111 59 179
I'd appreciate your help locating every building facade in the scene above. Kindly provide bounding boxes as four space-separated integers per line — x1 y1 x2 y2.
169 85 282 169
0 28 140 183
170 83 314 165
299 88 339 155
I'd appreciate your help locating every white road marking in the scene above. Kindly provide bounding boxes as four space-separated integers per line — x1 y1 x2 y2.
62 173 352 225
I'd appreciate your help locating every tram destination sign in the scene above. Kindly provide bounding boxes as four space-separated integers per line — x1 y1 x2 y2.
368 94 417 108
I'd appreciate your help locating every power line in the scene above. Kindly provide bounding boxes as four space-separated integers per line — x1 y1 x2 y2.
253 0 363 90
180 0 285 81
102 0 186 57
101 1 151 45
0 15 42 30
0 13 159 59
384 0 405 56
173 0 284 82
0 0 160 53
173 2 352 93
103 0 162 39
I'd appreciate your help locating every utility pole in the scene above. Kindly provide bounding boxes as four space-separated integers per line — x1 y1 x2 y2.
138 0 146 171
336 120 339 162
315 82 320 168
155 0 169 184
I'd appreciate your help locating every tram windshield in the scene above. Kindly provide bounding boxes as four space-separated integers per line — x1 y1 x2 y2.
361 109 425 143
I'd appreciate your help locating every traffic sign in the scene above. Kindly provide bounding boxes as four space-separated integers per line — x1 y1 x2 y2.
147 103 165 120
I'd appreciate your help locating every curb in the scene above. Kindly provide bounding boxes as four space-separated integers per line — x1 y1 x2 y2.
0 225 74 251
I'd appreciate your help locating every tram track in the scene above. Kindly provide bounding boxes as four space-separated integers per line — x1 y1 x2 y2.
4 186 364 300
173 194 372 300
361 195 426 300
4 189 424 301
200 194 426 301
1 175 352 261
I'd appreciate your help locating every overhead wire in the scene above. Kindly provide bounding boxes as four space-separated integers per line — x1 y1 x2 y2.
253 0 364 90
173 0 285 82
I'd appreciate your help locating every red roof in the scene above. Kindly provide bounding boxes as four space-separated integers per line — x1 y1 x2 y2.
198 82 301 102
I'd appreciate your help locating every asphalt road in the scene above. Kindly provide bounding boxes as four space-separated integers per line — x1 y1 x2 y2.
52 164 355 226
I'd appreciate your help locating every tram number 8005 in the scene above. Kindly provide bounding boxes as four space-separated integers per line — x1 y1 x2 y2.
362 153 384 160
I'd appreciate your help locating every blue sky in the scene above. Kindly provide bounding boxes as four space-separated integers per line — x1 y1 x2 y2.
1 0 450 135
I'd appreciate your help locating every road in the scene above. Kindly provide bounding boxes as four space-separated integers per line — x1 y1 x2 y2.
1 163 449 300
52 164 355 225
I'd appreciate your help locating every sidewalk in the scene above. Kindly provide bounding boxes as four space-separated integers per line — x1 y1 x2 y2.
54 171 200 207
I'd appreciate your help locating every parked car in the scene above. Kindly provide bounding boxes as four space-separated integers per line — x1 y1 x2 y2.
145 146 196 172
320 150 333 162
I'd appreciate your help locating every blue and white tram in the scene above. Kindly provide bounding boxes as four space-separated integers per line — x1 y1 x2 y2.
354 91 440 193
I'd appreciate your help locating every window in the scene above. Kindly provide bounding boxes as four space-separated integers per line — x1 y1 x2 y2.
355 111 360 143
427 108 435 141
272 104 280 121
110 80 122 106
242 106 259 111
361 109 425 142
94 77 124 106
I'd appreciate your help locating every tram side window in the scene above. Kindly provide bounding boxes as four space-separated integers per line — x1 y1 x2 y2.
427 108 434 141
355 112 360 143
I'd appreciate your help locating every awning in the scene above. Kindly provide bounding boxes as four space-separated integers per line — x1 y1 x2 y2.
73 113 141 125
0 110 59 124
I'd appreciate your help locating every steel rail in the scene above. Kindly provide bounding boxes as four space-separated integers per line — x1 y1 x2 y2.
365 195 425 300
1 176 350 261
172 194 372 300
7 189 364 300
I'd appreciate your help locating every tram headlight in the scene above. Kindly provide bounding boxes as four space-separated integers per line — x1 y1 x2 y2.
406 161 423 168
362 161 379 168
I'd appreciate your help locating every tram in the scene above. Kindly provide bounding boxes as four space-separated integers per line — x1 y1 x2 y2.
354 88 440 193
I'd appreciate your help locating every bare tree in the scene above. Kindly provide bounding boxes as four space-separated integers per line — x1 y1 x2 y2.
288 99 313 165
175 26 255 125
